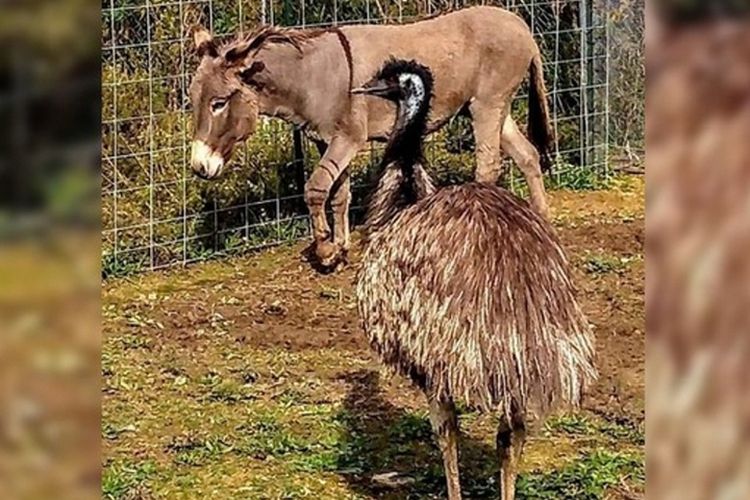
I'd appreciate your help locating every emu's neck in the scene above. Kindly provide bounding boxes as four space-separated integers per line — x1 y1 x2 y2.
365 96 434 236
381 98 429 169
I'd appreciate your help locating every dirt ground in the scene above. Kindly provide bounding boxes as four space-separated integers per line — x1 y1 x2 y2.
102 177 644 499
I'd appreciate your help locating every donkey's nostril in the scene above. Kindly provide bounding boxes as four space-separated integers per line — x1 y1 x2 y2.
190 140 224 179
194 165 210 179
190 158 206 177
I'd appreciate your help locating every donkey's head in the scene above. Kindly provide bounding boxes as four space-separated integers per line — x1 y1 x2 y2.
188 26 268 179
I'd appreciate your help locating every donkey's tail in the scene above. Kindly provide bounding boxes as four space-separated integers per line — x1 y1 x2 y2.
528 52 555 172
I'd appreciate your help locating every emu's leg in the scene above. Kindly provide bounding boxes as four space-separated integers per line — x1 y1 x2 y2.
428 395 462 500
329 168 351 265
500 111 550 220
497 410 526 500
470 99 507 184
304 137 360 266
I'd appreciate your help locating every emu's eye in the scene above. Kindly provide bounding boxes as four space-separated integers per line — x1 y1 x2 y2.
211 99 228 114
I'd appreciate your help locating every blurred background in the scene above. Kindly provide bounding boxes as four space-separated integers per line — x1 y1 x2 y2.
3 0 749 495
0 0 100 499
647 1 750 498
0 0 646 498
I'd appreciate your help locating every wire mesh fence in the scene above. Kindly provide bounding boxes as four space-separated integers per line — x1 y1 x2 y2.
101 0 609 276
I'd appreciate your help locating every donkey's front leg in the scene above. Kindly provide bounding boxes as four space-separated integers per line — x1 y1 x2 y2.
304 136 360 267
330 168 352 262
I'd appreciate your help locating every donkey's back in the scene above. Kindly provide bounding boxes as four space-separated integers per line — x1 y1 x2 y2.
343 6 539 139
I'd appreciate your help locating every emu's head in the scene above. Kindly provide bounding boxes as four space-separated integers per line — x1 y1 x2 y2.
353 59 434 167
353 59 433 126
188 26 267 179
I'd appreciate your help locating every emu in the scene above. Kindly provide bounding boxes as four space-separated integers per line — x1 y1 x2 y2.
354 60 597 500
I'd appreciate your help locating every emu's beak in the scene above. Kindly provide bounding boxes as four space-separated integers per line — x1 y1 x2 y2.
351 79 399 99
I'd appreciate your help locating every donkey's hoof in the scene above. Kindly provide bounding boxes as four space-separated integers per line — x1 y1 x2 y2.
338 248 350 266
316 240 341 268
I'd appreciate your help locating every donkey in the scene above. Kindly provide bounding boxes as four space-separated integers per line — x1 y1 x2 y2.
188 6 554 267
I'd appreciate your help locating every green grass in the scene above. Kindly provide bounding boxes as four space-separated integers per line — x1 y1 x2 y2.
518 450 644 499
102 182 644 498
101 252 147 279
102 332 643 498
166 433 237 467
545 413 644 446
387 412 434 442
102 460 157 499
548 166 613 192
102 422 137 442
202 379 257 404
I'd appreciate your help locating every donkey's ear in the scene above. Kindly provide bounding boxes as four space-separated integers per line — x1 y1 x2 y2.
191 25 217 58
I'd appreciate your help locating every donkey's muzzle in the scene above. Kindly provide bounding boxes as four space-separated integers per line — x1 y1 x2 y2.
191 140 225 179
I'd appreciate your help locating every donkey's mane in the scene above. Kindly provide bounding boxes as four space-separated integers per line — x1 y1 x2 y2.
222 25 333 56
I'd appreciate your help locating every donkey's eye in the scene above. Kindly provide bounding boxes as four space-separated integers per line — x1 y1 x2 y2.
211 99 228 113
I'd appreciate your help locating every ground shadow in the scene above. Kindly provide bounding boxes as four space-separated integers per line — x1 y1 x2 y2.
335 370 500 499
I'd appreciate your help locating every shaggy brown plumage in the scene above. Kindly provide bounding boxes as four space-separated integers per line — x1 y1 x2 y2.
355 58 595 500
358 182 596 416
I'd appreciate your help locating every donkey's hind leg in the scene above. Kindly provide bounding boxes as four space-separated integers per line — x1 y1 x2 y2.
501 111 550 220
496 408 526 500
470 99 507 184
428 394 463 500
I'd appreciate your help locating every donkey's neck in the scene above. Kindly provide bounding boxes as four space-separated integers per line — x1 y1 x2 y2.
255 32 351 140
255 45 309 124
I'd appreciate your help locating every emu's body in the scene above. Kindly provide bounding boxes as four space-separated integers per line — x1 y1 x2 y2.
355 60 596 499
358 183 593 414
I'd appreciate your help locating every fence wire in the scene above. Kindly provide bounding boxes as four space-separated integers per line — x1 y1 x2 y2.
101 0 609 275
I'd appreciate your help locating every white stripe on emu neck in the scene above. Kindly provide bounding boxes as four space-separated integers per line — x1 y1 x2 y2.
398 73 425 122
